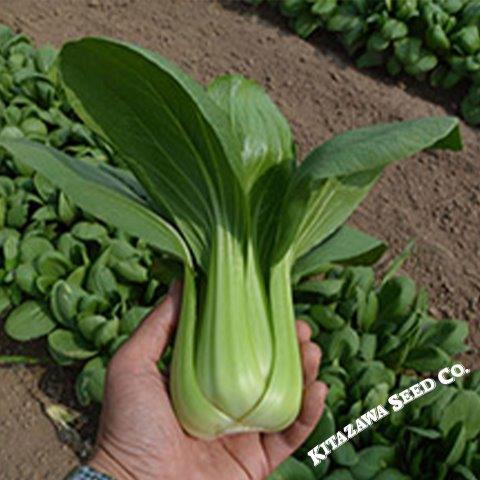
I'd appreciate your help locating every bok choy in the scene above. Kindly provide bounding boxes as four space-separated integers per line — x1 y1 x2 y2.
0 37 462 439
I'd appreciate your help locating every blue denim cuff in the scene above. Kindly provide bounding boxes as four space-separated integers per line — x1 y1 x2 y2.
66 465 114 480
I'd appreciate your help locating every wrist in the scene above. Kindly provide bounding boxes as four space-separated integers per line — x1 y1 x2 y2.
90 446 137 480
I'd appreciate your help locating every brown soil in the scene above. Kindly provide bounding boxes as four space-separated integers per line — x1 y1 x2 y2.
0 0 478 478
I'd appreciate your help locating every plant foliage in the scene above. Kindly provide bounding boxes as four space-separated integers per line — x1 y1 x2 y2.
0 34 461 439
0 24 477 478
249 0 480 126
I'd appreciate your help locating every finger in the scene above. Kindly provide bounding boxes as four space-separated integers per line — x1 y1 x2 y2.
263 381 328 469
300 342 321 387
220 433 270 480
115 280 183 368
295 320 311 343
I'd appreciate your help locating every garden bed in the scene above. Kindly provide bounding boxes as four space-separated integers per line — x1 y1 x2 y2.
0 0 478 478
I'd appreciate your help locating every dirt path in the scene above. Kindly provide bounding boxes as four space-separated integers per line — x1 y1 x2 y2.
0 367 77 479
0 0 478 477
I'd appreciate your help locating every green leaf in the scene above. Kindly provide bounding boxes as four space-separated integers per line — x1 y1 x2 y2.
32 205 56 222
0 197 5 228
35 250 72 278
120 306 152 335
404 345 451 371
48 329 98 360
378 276 416 321
0 287 11 314
453 465 478 480
382 19 408 41
373 469 410 480
426 25 451 51
14 263 38 295
4 300 56 341
77 314 107 342
87 263 117 299
425 385 456 419
50 280 85 327
404 53 438 76
268 457 315 479
324 470 355 480
462 89 480 127
111 258 148 283
357 290 378 332
394 38 421 65
2 232 19 271
464 370 480 393
78 293 109 316
283 169 380 262
36 274 57 293
57 233 88 265
280 117 461 261
75 356 107 405
359 333 377 360
35 44 58 73
299 117 461 184
311 0 336 17
0 139 192 267
207 74 294 190
439 391 480 441
332 441 358 467
19 235 54 262
406 426 441 439
279 0 307 17
418 319 469 356
71 221 108 241
59 37 245 269
295 279 344 299
311 305 345 331
356 361 395 391
350 446 396 480
381 240 414 285
0 355 42 365
445 423 467 466
322 325 360 360
292 226 387 282
293 11 323 38
368 32 390 52
93 317 119 349
33 172 56 202
452 26 480 55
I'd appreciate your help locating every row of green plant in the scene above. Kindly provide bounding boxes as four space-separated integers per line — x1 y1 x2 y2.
274 258 479 479
0 25 175 404
0 24 477 479
249 0 480 126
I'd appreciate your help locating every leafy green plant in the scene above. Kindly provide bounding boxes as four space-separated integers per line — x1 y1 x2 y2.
0 25 477 479
0 35 462 439
249 0 480 126
0 25 173 405
269 249 477 479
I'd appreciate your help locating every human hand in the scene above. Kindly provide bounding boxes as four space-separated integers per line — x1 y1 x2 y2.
89 281 328 480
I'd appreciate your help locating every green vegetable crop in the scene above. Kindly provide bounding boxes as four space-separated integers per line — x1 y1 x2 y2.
0 36 463 439
0 25 477 478
249 0 480 126
0 25 174 405
276 250 478 479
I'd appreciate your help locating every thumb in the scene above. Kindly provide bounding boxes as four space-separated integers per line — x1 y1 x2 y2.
115 280 183 368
